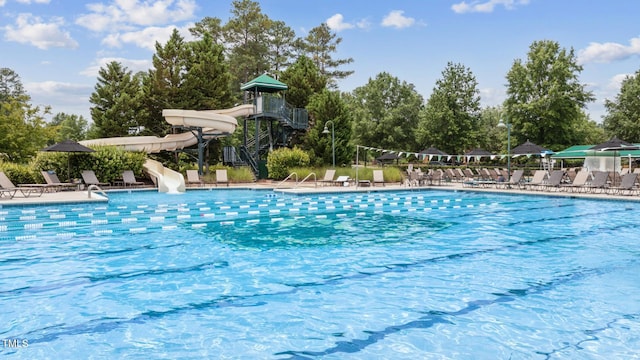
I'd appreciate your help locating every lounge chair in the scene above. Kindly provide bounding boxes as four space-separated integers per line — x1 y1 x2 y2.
334 175 351 186
319 169 336 186
41 170 77 191
186 170 204 187
215 169 229 187
607 172 639 196
0 171 46 197
81 170 110 187
541 170 566 192
122 170 145 187
524 170 548 191
560 170 591 193
584 171 610 193
496 169 524 189
373 170 385 186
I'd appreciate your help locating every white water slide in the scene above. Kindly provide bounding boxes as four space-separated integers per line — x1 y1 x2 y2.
80 104 255 193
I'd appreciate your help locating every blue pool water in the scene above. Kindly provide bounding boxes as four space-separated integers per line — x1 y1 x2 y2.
1 189 639 359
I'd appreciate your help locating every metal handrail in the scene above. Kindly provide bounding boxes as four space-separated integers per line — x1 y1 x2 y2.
295 172 317 188
87 184 108 198
275 172 298 189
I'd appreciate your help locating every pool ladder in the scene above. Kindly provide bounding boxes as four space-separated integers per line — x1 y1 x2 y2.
275 172 317 189
87 184 108 199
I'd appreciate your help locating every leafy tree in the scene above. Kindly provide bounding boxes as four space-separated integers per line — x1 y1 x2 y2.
224 0 271 85
304 89 352 166
0 67 26 102
141 29 188 136
47 112 89 142
602 69 640 142
279 55 326 109
266 20 297 79
182 33 236 110
300 23 353 87
89 61 145 138
0 95 53 162
347 72 422 152
504 40 594 150
189 16 224 44
416 62 481 155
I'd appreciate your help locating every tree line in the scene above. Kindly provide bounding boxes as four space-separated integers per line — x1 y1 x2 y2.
2 0 640 167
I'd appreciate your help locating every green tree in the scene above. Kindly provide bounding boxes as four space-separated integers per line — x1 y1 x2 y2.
182 33 236 110
141 29 188 136
0 95 52 162
504 40 594 150
416 62 481 155
48 112 89 142
602 69 640 142
347 72 422 152
300 23 353 88
279 55 327 109
266 20 297 79
224 0 271 85
0 67 26 102
189 16 224 44
304 90 352 166
89 61 145 138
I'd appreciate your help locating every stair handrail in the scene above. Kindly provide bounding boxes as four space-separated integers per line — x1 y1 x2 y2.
87 184 108 198
295 172 317 188
275 172 298 189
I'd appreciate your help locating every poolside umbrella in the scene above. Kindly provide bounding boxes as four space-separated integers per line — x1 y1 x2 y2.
42 139 95 181
376 152 400 165
589 136 640 185
511 140 552 157
419 146 448 162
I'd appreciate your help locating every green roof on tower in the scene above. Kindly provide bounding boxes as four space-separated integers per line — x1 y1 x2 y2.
240 73 288 93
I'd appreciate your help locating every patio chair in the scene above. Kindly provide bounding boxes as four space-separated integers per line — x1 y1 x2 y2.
373 170 385 186
319 169 336 186
0 171 45 198
524 170 548 191
584 171 610 194
215 169 229 187
560 170 591 193
41 170 77 191
122 170 145 187
496 169 525 189
334 175 351 186
606 172 639 196
81 170 110 187
186 170 204 187
542 170 566 192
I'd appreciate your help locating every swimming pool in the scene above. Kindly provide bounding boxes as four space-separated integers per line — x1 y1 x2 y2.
1 189 639 359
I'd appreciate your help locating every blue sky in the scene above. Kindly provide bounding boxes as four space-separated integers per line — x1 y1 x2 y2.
1 0 639 124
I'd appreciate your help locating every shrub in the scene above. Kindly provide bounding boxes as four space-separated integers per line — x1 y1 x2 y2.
266 147 310 180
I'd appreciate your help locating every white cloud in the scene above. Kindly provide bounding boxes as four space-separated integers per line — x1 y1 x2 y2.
381 10 415 29
79 57 152 77
76 0 197 32
578 37 640 64
26 80 91 97
326 14 354 32
16 0 51 4
3 13 78 49
0 0 6 6
452 0 530 14
101 24 194 50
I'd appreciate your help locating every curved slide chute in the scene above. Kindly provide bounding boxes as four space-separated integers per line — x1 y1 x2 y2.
80 104 255 192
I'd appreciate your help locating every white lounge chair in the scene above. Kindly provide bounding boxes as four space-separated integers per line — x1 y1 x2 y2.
373 170 385 186
216 169 229 187
186 170 204 187
122 170 145 187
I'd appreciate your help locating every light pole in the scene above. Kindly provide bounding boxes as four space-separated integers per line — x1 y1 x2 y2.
497 117 512 182
322 120 335 167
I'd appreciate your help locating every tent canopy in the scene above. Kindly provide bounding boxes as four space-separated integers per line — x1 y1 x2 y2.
511 140 552 156
552 144 640 159
240 74 288 93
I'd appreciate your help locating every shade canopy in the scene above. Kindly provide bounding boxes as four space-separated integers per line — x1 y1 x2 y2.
419 146 448 156
42 139 95 153
376 152 401 161
240 74 288 93
589 136 640 151
511 140 552 156
464 148 491 156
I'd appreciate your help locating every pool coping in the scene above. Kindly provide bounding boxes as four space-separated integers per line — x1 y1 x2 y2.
2 181 640 207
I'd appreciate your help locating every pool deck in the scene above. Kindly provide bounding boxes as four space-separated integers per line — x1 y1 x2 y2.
2 179 640 206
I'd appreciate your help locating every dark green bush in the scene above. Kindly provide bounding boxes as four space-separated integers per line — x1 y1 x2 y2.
266 147 310 180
